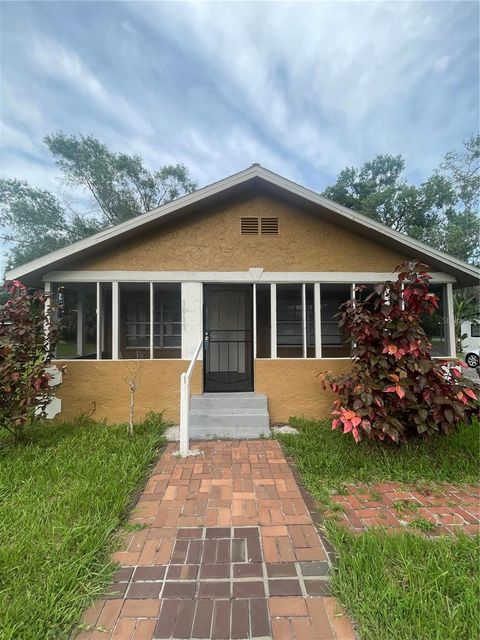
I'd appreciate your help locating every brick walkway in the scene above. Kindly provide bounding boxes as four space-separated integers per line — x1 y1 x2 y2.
77 440 355 639
331 482 480 535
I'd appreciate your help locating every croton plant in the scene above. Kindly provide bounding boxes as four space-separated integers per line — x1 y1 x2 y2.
0 280 59 438
319 261 478 443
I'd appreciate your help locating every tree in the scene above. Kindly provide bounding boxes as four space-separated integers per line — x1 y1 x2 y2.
319 262 477 443
323 136 480 264
44 133 197 226
0 280 60 439
1 134 197 269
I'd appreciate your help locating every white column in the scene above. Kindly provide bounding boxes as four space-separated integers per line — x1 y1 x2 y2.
302 283 307 359
96 283 101 360
181 283 203 360
150 283 154 360
314 282 322 358
446 283 456 357
44 282 52 356
253 283 257 359
76 291 85 357
270 283 277 358
112 282 119 360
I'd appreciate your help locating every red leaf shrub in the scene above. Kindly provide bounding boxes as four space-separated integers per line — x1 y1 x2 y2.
319 262 478 443
0 280 60 438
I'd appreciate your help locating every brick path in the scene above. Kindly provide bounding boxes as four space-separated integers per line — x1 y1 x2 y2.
331 482 480 535
77 440 355 639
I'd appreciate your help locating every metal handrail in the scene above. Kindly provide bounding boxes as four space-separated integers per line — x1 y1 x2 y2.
179 337 203 456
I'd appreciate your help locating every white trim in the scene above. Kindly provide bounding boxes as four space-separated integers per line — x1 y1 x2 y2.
96 282 101 361
42 270 457 284
270 283 277 358
44 281 52 355
314 282 322 358
112 282 119 360
8 165 479 285
302 283 307 359
149 282 154 360
446 282 456 358
253 283 257 359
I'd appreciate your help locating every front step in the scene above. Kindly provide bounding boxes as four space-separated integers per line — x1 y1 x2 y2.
189 393 270 439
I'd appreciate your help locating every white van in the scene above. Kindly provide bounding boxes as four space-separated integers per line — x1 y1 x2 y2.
462 319 480 367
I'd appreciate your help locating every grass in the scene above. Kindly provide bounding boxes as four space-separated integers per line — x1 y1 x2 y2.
0 413 166 640
327 525 479 640
277 417 480 640
279 416 480 507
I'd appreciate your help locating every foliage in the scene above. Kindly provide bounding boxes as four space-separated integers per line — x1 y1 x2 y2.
319 262 478 443
0 413 166 640
44 132 197 226
1 133 197 268
277 417 479 507
323 135 480 263
327 525 479 640
0 280 59 439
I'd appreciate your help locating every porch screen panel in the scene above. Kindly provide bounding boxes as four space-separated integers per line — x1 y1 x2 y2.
320 284 352 357
422 284 448 356
153 284 181 359
306 284 315 358
120 283 150 359
255 284 271 358
277 284 303 358
55 284 97 359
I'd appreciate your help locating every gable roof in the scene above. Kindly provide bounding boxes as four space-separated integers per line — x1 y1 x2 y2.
6 164 479 286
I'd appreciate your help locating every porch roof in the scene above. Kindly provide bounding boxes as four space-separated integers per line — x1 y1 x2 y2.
6 164 480 287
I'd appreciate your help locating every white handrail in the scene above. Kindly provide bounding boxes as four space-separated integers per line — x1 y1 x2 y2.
179 337 203 456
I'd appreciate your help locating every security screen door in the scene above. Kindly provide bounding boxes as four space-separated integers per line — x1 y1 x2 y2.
203 284 254 392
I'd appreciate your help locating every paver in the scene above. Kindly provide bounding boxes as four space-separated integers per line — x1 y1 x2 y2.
77 440 355 639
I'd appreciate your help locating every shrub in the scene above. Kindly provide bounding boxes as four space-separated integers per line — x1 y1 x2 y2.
0 280 59 438
319 262 478 443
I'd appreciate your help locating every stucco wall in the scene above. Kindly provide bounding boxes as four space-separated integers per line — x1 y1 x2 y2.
53 360 202 424
69 194 408 273
53 358 350 425
255 359 351 422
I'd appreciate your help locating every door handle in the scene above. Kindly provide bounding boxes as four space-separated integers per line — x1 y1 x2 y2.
204 331 210 342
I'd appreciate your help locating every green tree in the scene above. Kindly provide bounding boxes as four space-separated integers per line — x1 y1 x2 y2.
1 134 197 269
323 136 480 264
44 133 197 226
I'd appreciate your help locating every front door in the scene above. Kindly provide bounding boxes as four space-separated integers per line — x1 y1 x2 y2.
203 284 253 392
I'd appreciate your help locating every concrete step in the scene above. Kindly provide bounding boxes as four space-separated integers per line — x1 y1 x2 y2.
189 393 270 439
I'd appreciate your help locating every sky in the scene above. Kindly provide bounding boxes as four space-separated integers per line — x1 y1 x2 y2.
0 1 479 230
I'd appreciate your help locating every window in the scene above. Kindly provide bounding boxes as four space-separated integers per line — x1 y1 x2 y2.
55 284 97 359
320 284 352 357
422 284 448 356
153 284 181 358
277 284 303 358
255 284 271 358
471 324 480 338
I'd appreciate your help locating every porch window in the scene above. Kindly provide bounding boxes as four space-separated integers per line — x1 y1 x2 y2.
120 283 150 359
422 284 448 356
320 284 352 357
55 284 97 359
153 284 181 358
255 284 271 358
275 284 315 358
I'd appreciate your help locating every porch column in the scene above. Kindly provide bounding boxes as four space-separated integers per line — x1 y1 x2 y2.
314 282 322 358
182 283 203 360
446 283 456 357
44 281 52 356
76 290 85 357
253 283 257 359
302 283 307 359
270 283 277 358
112 281 119 360
150 282 154 360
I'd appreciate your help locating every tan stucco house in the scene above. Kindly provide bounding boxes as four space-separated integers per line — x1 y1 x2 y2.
7 165 479 436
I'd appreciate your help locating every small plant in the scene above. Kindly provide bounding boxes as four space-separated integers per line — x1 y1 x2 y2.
369 489 383 503
319 261 478 443
393 499 419 514
408 517 438 533
124 358 143 436
0 280 59 439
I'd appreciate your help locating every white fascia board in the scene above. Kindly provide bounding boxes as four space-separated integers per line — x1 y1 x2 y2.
7 163 479 284
43 270 457 284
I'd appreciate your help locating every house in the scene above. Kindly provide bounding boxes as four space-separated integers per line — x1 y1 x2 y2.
6 165 479 437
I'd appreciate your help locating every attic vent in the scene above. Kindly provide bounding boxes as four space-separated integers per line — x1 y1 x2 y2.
241 217 259 235
261 217 279 235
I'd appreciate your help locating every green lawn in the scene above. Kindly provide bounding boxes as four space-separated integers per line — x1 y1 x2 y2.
277 418 480 640
0 413 166 640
